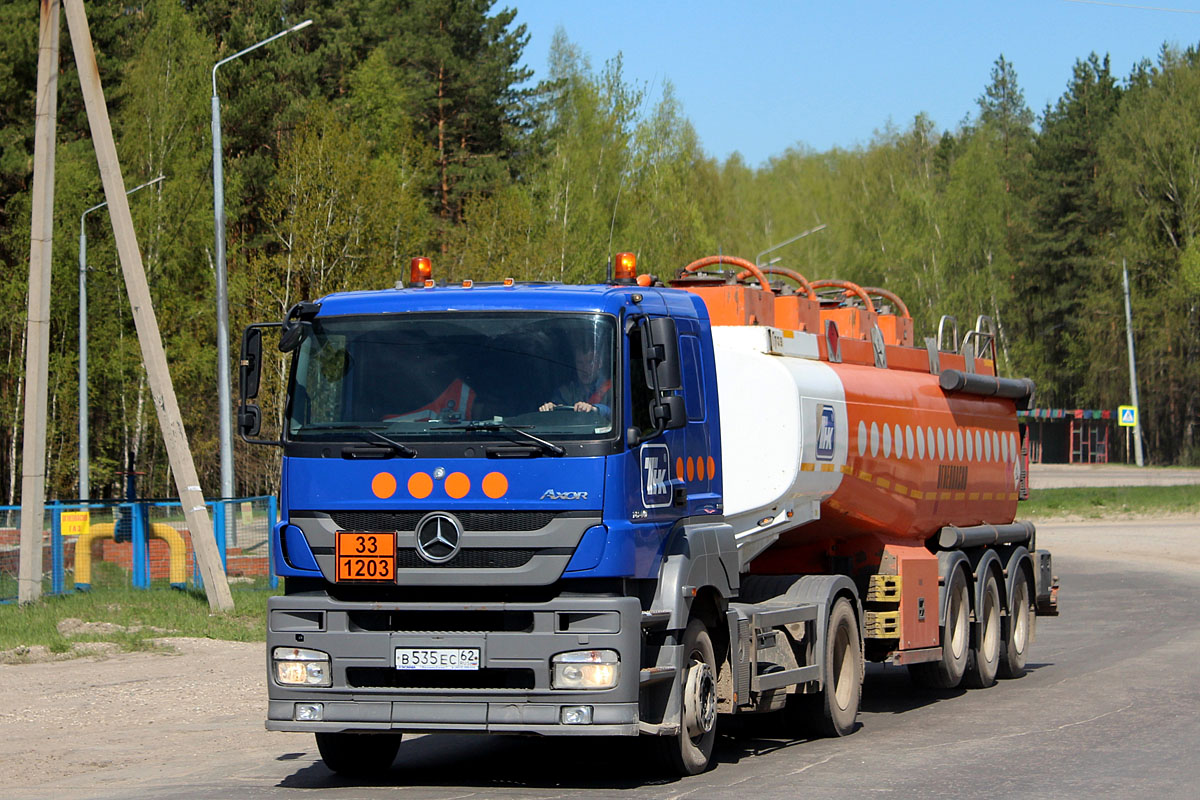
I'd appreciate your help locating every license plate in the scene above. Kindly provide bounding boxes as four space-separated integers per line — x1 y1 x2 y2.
335 531 396 582
395 648 480 671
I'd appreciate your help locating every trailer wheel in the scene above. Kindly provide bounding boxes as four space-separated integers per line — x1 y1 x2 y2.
316 732 402 777
1000 567 1032 679
659 618 718 776
965 569 1001 688
909 565 969 689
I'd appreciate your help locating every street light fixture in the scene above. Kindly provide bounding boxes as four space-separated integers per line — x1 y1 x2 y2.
78 174 165 501
211 18 312 500
756 223 828 266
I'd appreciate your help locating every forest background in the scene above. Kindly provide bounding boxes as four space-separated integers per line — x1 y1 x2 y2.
1 0 1198 502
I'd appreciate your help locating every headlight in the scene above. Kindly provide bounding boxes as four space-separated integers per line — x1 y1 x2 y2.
552 649 619 690
273 647 331 687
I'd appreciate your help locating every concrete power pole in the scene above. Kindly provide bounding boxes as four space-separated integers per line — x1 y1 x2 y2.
61 0 233 610
17 0 60 605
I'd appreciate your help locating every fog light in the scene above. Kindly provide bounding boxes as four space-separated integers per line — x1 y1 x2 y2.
551 650 619 690
273 647 332 687
561 705 593 725
294 703 324 721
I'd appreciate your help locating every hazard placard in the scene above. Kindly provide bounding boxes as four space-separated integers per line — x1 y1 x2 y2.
61 511 90 536
1118 405 1138 428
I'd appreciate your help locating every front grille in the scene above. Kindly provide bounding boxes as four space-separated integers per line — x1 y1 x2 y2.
348 610 534 632
346 667 535 690
327 510 559 532
395 548 535 569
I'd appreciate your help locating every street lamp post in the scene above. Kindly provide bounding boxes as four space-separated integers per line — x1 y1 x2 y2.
756 223 827 266
78 174 165 501
211 18 312 501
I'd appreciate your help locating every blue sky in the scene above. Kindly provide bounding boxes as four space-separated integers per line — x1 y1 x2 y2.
513 1 1200 166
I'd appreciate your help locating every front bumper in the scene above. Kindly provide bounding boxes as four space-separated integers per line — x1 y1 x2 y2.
266 592 643 736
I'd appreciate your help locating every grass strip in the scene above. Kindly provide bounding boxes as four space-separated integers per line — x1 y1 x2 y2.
1022 484 1200 519
1 579 277 658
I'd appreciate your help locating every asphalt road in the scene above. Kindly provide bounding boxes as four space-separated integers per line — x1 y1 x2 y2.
6 517 1197 800
1028 462 1200 489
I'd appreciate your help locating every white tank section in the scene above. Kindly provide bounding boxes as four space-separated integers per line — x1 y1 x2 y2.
710 327 848 568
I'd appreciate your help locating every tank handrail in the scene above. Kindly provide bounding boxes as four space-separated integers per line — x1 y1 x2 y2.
809 279 877 314
860 286 910 318
733 266 817 299
679 255 772 292
937 315 958 353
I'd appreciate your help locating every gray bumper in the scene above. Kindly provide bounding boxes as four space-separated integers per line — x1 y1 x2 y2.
266 592 643 736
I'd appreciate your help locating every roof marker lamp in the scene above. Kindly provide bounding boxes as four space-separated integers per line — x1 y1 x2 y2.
614 252 638 283
410 256 433 287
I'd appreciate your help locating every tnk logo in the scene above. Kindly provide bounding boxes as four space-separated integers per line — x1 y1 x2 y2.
816 404 836 461
640 444 672 508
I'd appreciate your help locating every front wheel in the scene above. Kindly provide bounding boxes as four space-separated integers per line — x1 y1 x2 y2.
657 618 718 776
315 732 402 777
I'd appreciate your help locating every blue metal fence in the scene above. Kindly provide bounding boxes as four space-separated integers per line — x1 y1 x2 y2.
0 496 278 601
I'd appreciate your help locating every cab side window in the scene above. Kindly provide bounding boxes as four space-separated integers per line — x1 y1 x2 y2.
628 325 655 436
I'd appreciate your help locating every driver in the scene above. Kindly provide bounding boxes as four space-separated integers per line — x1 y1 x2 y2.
539 345 612 415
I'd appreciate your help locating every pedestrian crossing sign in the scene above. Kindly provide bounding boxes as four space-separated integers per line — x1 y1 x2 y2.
1118 405 1137 427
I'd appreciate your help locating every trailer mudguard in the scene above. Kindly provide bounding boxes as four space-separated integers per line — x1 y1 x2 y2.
934 549 972 628
965 548 1003 647
1002 546 1034 639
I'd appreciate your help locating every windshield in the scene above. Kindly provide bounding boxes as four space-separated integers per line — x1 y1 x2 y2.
287 312 617 443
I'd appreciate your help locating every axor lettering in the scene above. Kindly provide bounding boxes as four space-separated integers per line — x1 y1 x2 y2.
540 489 588 500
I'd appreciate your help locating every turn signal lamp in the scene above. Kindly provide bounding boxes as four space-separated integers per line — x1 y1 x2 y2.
410 256 433 286
462 279 474 288
614 252 638 281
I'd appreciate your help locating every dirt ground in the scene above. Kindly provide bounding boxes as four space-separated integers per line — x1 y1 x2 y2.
0 636 282 799
2 513 1197 799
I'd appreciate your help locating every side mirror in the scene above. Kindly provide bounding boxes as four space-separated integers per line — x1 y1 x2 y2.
655 395 686 430
278 301 321 353
645 316 682 390
240 327 262 400
238 404 262 438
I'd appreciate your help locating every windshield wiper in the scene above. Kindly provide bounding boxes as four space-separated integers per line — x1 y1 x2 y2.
298 423 418 457
439 421 566 457
357 428 418 457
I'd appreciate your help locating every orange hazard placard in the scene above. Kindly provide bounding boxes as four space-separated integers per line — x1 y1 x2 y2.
335 531 395 582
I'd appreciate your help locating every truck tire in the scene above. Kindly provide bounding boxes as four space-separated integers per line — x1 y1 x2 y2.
658 618 718 775
789 596 862 737
909 565 969 689
964 569 1001 688
1000 566 1032 679
315 732 402 777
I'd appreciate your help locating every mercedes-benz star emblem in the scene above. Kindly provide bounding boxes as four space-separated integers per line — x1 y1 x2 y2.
414 512 463 564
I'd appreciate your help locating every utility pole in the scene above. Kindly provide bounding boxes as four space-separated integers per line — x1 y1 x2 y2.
1122 258 1145 467
18 0 60 605
62 0 232 610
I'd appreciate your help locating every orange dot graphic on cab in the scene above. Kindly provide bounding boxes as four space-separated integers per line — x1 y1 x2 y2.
445 472 470 499
407 472 433 499
371 472 397 499
482 471 508 499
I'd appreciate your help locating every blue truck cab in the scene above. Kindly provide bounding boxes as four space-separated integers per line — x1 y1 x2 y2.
244 278 759 775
